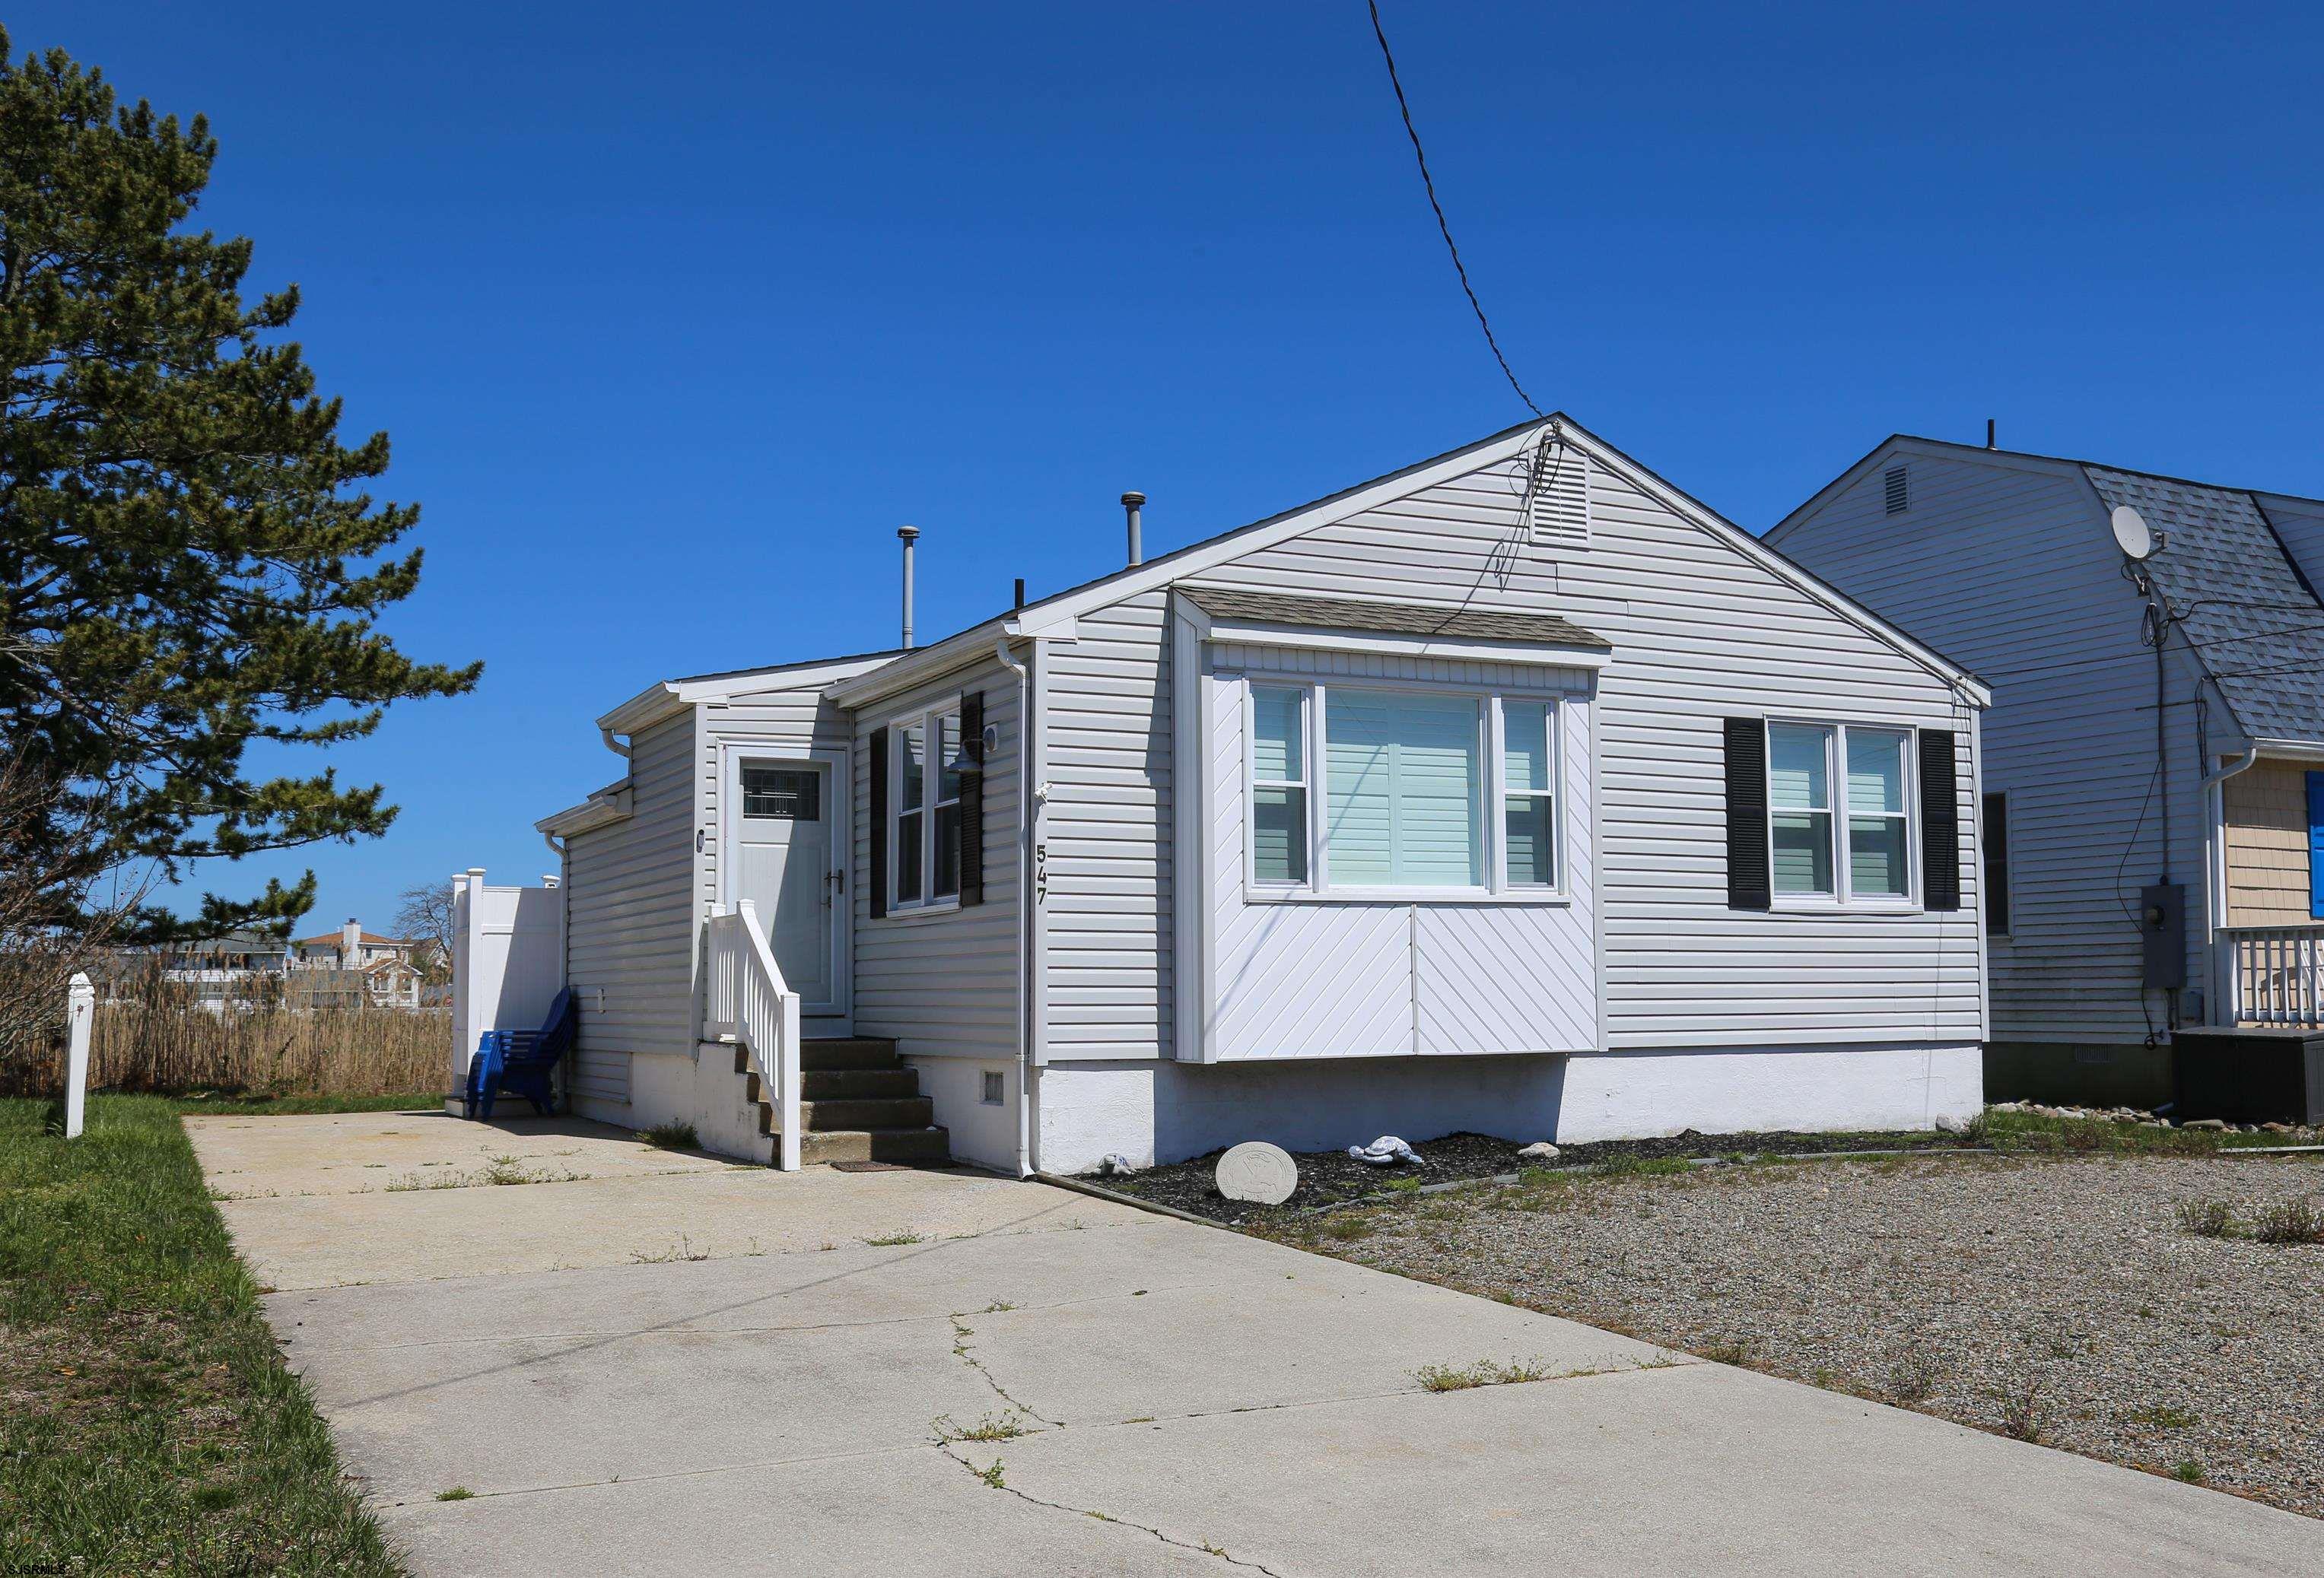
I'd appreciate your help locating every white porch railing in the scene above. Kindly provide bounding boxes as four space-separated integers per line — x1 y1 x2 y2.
2221 924 2324 1029
702 900 803 1170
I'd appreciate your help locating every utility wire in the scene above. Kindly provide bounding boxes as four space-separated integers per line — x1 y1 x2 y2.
1366 0 1540 417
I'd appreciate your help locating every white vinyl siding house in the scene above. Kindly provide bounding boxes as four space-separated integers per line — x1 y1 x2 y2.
1772 438 2324 1103
537 415 1992 1173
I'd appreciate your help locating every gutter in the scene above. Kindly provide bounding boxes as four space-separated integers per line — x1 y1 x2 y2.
994 637 1035 1180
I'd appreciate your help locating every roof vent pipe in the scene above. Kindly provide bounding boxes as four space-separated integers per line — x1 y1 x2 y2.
1121 492 1145 567
897 525 920 649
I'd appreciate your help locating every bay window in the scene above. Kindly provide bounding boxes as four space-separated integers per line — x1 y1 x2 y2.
1242 678 1564 897
888 706 962 910
1769 721 1912 903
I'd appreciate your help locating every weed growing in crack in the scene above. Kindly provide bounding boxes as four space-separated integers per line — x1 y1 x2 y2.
631 1234 709 1264
935 1411 1032 1443
863 1230 926 1246
435 1488 474 1502
974 1459 1006 1489
639 1120 698 1151
1413 1357 1558 1392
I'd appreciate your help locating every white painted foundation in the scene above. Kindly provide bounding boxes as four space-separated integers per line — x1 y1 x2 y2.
1035 1043 1983 1174
1551 1043 1983 1144
908 1057 1020 1174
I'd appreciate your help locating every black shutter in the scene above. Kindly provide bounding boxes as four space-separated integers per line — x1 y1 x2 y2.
959 692 986 907
868 727 889 919
1919 729 1961 912
1982 791 2010 935
1723 718 1771 911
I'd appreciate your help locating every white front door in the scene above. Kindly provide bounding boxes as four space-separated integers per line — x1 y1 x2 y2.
733 760 838 1013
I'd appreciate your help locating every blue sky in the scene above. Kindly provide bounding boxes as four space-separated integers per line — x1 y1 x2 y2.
20 1 2323 935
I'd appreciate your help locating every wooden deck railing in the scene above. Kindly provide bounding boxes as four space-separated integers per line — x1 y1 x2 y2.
2221 924 2324 1029
702 900 802 1170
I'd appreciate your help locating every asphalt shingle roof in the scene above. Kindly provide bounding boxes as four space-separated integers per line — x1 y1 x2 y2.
1181 587 1612 650
2080 465 2324 742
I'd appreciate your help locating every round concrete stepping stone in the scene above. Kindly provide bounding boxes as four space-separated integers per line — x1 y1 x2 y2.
1216 1141 1297 1205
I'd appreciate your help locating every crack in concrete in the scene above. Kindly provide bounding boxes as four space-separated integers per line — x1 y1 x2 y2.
946 1310 1063 1428
272 1275 1250 1356
937 1442 1287 1576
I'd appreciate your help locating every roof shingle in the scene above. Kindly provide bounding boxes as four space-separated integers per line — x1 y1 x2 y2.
1181 587 1612 650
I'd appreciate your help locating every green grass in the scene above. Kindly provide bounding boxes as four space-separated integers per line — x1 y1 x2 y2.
164 1091 442 1117
0 1095 401 1574
1980 1110 2221 1155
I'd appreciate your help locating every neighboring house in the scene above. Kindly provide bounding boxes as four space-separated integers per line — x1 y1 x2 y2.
145 929 291 1008
292 919 417 972
1771 437 2324 1105
288 919 426 1009
536 415 1993 1173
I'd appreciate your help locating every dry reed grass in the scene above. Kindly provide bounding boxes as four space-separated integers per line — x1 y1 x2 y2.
2 961 446 1098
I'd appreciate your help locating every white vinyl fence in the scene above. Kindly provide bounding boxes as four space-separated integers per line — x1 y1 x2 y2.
448 868 566 1110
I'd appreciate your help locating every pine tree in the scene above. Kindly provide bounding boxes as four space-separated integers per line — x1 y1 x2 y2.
0 27 478 943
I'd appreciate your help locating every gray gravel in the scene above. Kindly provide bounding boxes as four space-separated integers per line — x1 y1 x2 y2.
1314 1152 2324 1519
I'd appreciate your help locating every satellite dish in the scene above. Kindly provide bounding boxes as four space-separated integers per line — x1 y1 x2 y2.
2110 505 2154 560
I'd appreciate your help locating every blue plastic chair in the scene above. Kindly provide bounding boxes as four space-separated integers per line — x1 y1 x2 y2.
463 988 575 1119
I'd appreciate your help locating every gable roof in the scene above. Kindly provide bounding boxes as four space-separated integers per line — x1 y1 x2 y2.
823 414 1989 710
1775 435 2324 744
2081 465 2324 743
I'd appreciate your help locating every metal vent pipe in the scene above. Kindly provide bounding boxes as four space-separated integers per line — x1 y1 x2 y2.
1121 492 1145 567
898 525 920 649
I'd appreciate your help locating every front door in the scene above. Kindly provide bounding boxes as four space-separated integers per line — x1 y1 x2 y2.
733 760 838 1013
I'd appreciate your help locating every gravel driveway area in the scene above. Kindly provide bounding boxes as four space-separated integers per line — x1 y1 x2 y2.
1296 1152 2324 1518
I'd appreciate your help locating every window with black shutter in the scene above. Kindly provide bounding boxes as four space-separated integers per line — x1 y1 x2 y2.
1919 729 1961 911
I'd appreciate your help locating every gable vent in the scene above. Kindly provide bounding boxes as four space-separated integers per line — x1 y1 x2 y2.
1884 465 1909 516
1528 445 1591 551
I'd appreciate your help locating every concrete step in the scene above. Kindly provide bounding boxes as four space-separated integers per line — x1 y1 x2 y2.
800 1096 934 1132
798 1126 952 1165
800 1068 919 1100
748 1071 924 1109
800 1037 903 1072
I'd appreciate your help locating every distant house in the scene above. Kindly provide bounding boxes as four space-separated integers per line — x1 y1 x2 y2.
288 919 426 1010
140 929 292 1009
527 415 1994 1173
1771 438 2324 1104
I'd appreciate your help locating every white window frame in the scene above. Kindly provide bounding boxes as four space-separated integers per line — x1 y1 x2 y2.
1237 673 1569 904
1245 683 1311 888
885 700 962 916
1766 719 1919 911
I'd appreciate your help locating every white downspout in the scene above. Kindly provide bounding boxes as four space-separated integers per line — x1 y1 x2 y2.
995 638 1035 1178
2200 747 2260 1027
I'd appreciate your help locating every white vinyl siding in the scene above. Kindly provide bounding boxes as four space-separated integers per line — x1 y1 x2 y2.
850 657 1022 1062
1041 445 1985 1057
1774 449 2201 1042
564 710 697 1110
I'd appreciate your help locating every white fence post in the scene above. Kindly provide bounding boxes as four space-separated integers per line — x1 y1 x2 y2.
64 971 94 1138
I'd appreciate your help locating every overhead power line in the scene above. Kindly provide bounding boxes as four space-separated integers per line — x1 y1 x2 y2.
1365 0 1540 417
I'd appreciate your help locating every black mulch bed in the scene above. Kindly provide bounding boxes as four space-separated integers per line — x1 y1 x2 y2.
1100 1127 1977 1226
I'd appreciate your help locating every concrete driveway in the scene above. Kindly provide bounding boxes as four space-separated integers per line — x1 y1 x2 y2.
192 1111 2324 1576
